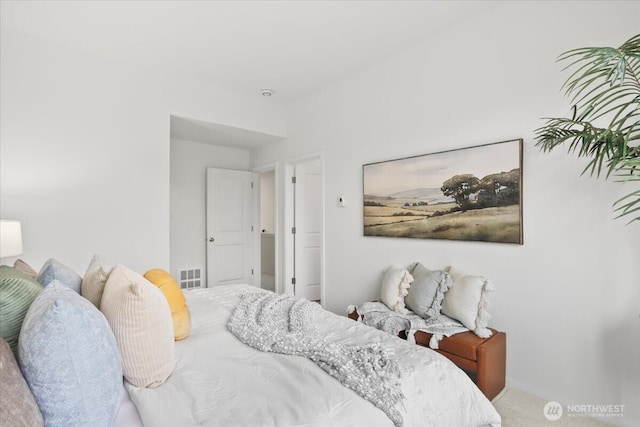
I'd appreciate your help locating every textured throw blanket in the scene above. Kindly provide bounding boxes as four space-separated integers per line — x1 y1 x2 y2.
348 302 469 349
228 293 405 427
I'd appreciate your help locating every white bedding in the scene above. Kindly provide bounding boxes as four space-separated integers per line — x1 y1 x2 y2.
126 284 501 427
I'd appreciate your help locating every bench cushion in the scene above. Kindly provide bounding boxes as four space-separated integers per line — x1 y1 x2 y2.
413 328 499 361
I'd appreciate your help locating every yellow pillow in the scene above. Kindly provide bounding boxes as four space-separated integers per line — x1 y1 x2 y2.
143 269 191 340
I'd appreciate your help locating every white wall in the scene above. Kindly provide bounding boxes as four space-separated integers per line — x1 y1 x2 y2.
170 138 251 282
0 28 286 275
253 1 640 425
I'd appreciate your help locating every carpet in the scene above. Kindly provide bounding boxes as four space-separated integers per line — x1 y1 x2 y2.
492 388 610 426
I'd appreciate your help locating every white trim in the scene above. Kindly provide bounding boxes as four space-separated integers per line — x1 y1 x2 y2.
284 163 295 296
252 162 280 294
284 153 325 307
251 171 260 287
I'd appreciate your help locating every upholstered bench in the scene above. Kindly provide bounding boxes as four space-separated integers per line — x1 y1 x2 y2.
348 309 506 400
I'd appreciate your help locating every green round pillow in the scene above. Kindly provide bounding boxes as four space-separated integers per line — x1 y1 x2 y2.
0 266 43 356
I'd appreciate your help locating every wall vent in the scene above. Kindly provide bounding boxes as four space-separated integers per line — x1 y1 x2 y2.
177 268 202 289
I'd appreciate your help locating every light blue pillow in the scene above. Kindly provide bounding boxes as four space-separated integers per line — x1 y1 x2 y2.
18 281 122 427
405 263 453 319
36 259 82 293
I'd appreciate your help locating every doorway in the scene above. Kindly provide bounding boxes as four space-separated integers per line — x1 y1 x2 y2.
285 157 323 304
169 114 284 289
259 168 276 292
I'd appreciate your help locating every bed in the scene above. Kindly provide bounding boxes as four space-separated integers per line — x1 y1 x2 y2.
123 284 501 427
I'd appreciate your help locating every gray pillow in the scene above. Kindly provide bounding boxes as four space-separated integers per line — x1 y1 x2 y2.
13 259 38 279
405 263 452 319
37 258 82 293
0 337 44 426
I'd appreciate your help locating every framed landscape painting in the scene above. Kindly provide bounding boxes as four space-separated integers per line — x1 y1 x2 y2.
363 139 523 244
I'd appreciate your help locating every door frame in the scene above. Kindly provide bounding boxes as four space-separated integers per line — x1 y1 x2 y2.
252 162 280 292
284 153 325 306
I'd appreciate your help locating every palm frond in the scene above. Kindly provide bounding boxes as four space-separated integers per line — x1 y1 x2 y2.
613 189 640 224
535 33 640 223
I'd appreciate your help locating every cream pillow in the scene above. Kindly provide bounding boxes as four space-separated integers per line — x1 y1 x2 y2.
81 255 115 308
379 266 413 313
100 265 175 388
441 266 493 338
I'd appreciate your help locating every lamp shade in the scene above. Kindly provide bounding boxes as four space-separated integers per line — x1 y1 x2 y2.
0 220 23 258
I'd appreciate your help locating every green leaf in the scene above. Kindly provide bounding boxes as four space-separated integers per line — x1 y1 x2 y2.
535 33 640 223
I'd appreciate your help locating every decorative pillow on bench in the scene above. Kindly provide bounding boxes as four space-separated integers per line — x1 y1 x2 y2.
379 265 413 313
441 266 494 338
405 262 452 319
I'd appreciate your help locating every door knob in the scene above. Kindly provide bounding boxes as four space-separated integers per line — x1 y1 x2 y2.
209 237 215 242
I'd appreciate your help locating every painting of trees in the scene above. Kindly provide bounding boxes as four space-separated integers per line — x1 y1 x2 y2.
363 139 522 244
477 169 520 207
442 169 520 211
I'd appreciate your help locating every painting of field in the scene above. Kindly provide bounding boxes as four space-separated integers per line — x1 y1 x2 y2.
363 139 523 244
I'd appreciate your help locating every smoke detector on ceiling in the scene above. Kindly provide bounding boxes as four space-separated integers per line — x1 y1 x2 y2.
261 89 273 97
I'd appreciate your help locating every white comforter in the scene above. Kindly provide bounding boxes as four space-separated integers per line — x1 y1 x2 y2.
127 285 501 427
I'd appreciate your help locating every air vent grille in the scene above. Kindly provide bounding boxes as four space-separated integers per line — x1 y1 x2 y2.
177 268 202 289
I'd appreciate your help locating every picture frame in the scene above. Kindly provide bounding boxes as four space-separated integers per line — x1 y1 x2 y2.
363 139 523 244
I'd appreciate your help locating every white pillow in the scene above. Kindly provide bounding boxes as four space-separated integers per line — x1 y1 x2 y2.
379 266 413 313
441 266 493 338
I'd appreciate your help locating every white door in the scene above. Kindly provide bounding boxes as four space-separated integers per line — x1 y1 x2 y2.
293 159 322 301
206 168 256 287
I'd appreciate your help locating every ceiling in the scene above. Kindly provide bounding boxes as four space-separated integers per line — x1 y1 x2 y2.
1 1 497 148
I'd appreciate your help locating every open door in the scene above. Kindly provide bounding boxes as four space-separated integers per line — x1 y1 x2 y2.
291 159 322 301
206 168 257 287
259 169 276 292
